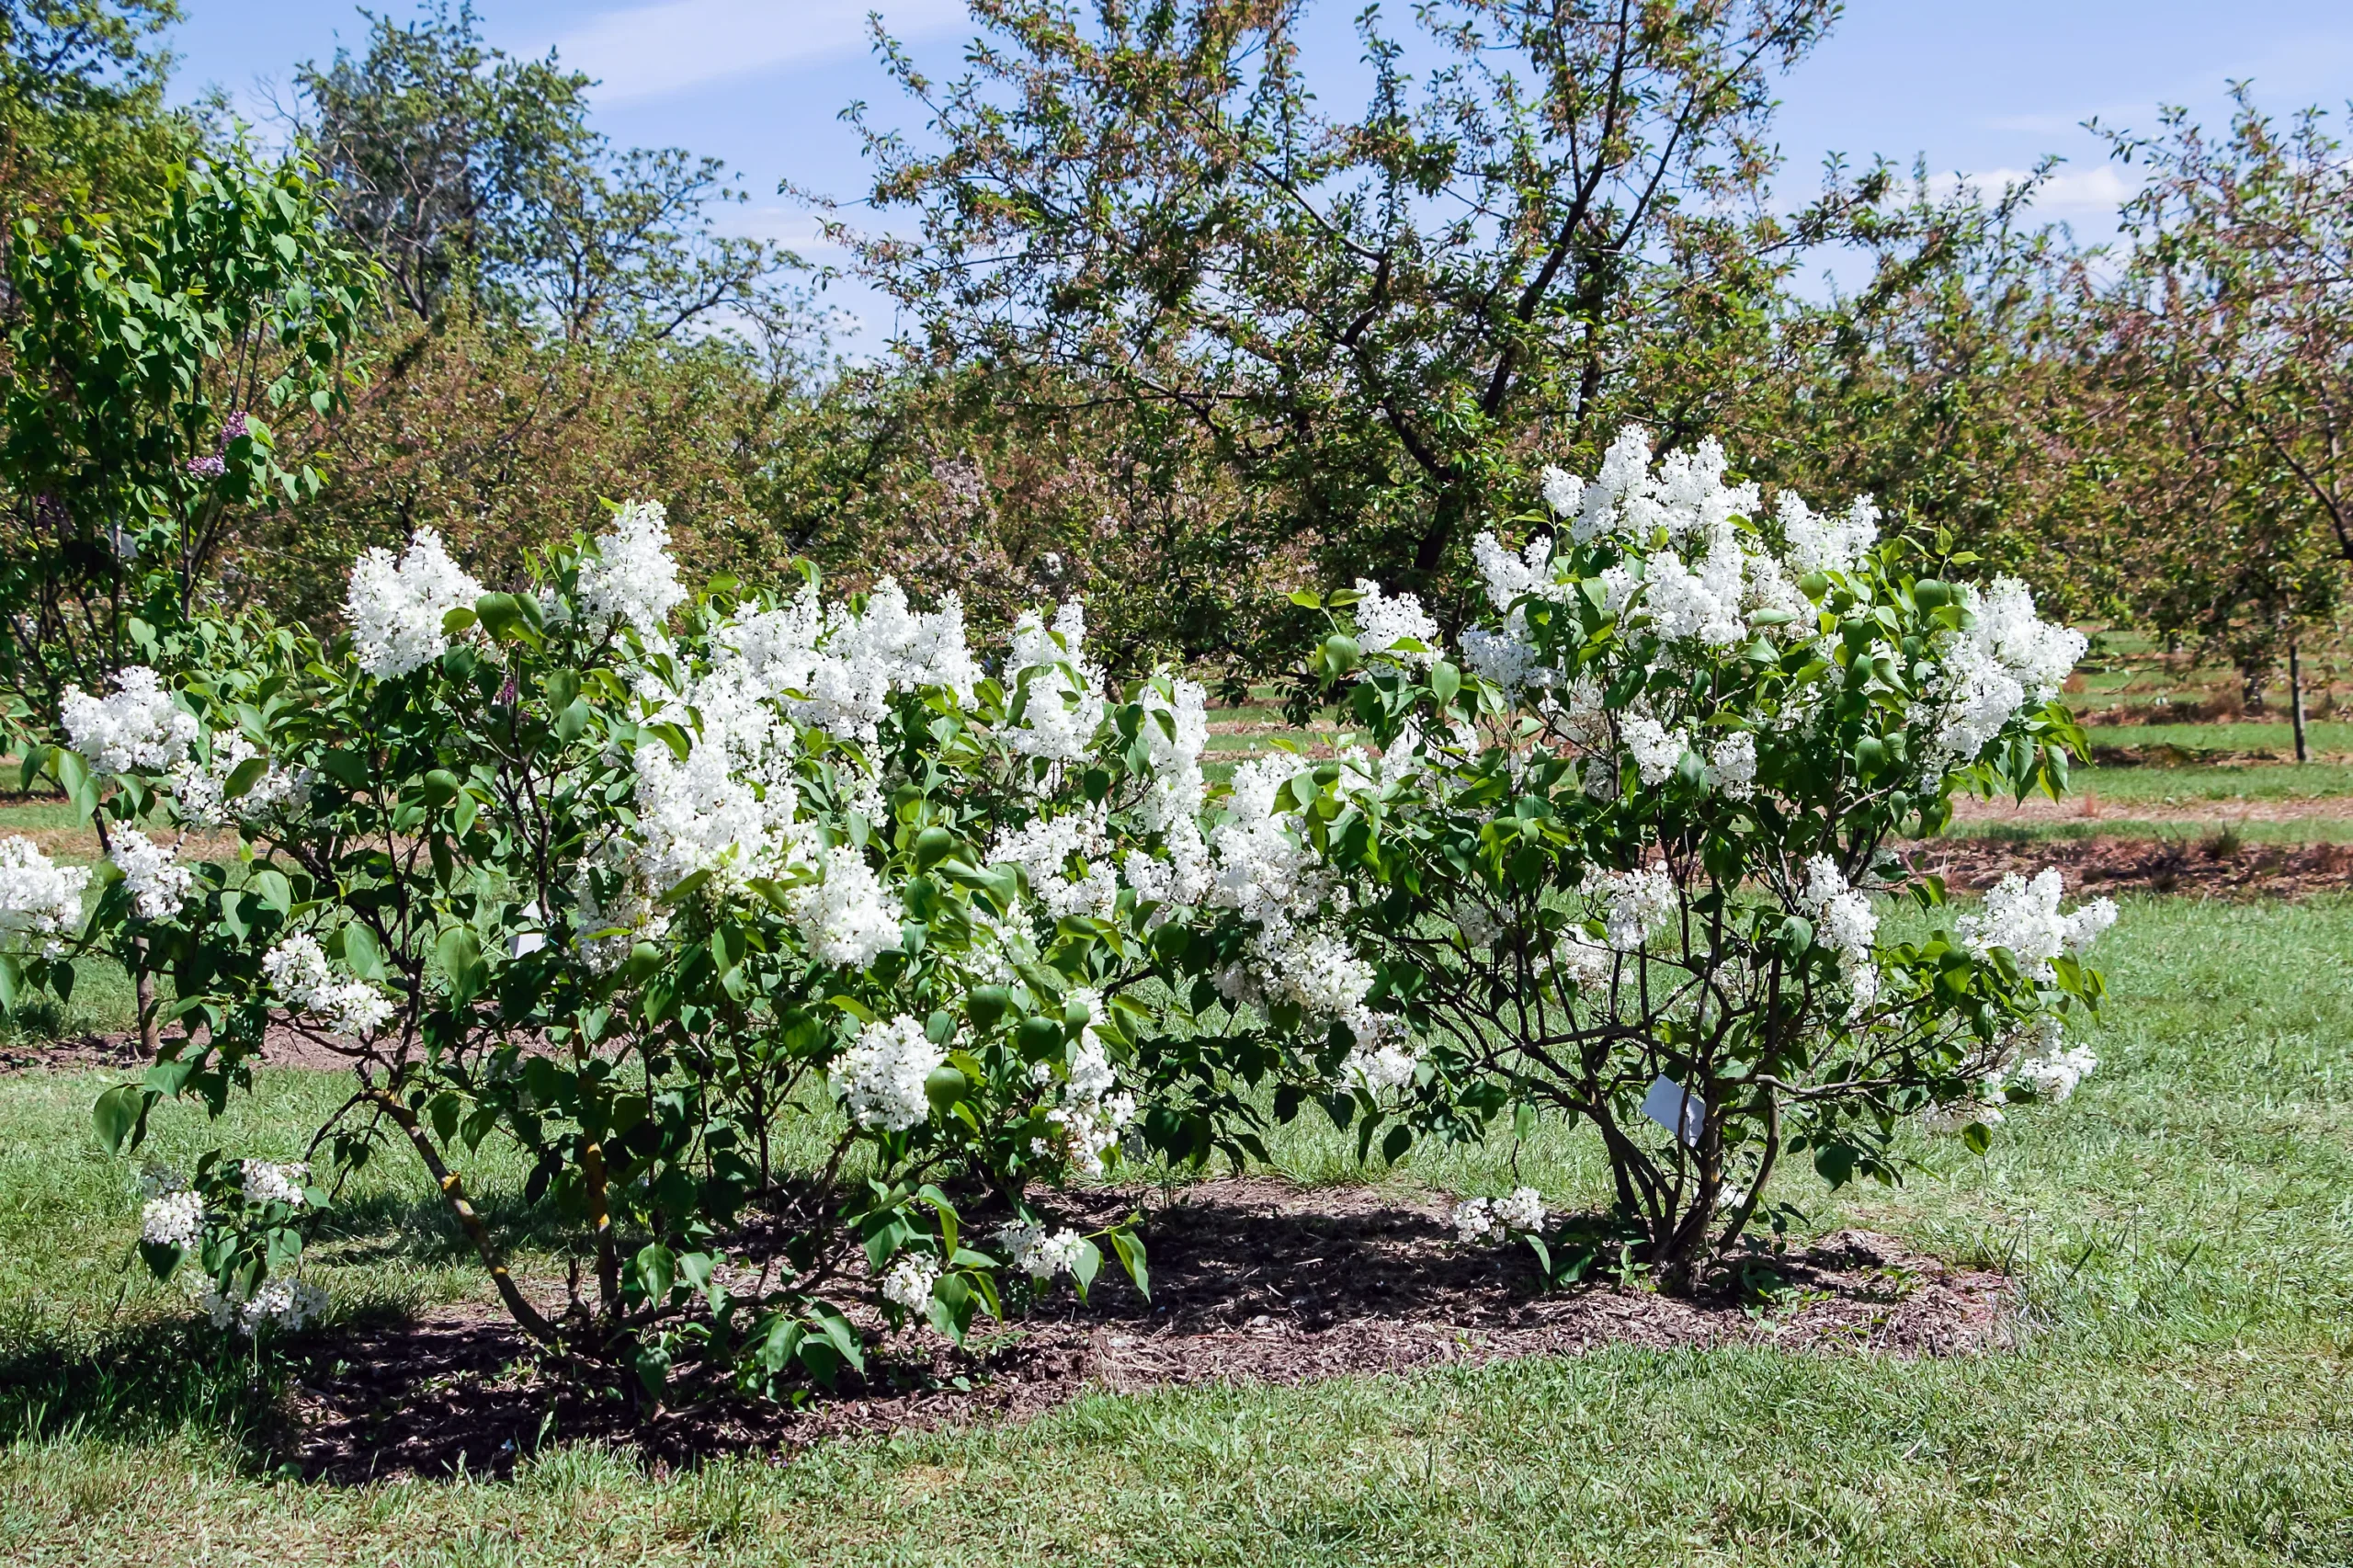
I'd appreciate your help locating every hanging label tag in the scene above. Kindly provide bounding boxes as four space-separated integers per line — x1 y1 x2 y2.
1641 1074 1706 1147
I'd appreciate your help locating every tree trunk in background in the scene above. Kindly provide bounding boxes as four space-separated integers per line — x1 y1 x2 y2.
2290 642 2310 763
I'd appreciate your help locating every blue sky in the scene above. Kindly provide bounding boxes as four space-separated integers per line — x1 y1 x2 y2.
161 0 2353 351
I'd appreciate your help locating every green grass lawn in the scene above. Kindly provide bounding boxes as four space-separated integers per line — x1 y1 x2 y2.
2 894 2351 1564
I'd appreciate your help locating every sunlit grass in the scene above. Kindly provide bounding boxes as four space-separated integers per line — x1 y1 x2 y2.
1 897 2350 1563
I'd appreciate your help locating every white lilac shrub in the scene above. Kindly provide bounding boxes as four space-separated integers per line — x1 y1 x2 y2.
43 508 1178 1392
1168 427 2114 1290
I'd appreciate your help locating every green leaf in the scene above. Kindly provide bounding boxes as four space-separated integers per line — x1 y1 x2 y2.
1070 1237 1101 1301
1961 1121 1994 1156
340 924 385 981
474 593 530 642
93 1084 148 1154
1107 1226 1150 1301
635 1242 676 1303
437 926 487 1003
222 755 269 801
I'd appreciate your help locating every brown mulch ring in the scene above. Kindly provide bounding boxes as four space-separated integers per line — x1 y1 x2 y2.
270 1178 2006 1483
1914 833 2353 900
1948 790 2353 824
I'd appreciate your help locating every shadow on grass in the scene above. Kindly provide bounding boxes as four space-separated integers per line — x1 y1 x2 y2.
313 1182 578 1270
20 1182 2011 1484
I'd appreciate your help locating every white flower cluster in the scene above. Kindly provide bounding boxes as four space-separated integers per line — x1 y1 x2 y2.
1040 987 1137 1176
1350 579 1440 670
1956 869 2117 982
141 1189 204 1249
713 578 981 748
108 828 193 922
574 501 685 636
1800 855 1881 1008
618 572 992 911
881 1253 938 1313
1596 866 1676 952
1343 1012 1418 1096
0 835 88 957
830 1015 943 1132
1452 1187 1547 1244
169 732 305 829
1776 490 1881 575
1135 676 1210 833
993 1218 1086 1278
1922 578 2088 765
2002 1014 2100 1104
241 1160 309 1207
1004 601 1106 770
346 528 483 679
787 846 905 968
261 932 395 1036
62 665 199 775
627 716 805 894
990 806 1120 921
204 1278 329 1336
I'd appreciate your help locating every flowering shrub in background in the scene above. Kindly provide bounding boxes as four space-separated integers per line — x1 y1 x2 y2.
28 504 1199 1396
1165 427 2115 1290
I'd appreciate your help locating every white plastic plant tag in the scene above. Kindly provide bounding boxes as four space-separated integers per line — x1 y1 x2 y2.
1641 1074 1705 1147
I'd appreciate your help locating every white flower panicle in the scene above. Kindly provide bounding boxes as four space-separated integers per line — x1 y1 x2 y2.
241 1160 309 1207
1137 676 1210 832
206 1278 329 1336
1621 713 1688 788
261 931 396 1037
1923 578 2087 765
1004 600 1106 768
1473 531 1562 610
787 847 904 968
1800 855 1881 1006
1956 869 2116 982
1707 732 1757 799
1452 1187 1546 1244
170 732 306 828
1775 490 1881 575
346 528 483 679
994 1219 1087 1279
881 1253 938 1313
0 836 88 957
576 501 686 635
1642 539 1747 646
1040 987 1137 1176
1597 867 1676 952
1350 580 1441 670
830 1015 942 1132
1343 1006 1418 1095
141 1189 204 1249
990 806 1119 921
108 828 194 922
1539 465 1584 518
62 665 199 774
1493 1187 1547 1233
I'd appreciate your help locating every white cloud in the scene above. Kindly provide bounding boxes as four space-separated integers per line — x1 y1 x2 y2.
1924 165 2140 219
553 0 967 105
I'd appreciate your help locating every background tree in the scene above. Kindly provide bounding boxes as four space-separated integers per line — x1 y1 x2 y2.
253 2 833 612
0 149 372 734
2096 89 2353 739
0 0 198 222
832 0 1876 675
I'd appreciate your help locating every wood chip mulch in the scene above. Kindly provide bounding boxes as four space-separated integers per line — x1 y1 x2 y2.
263 1178 2007 1482
1915 834 2353 900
